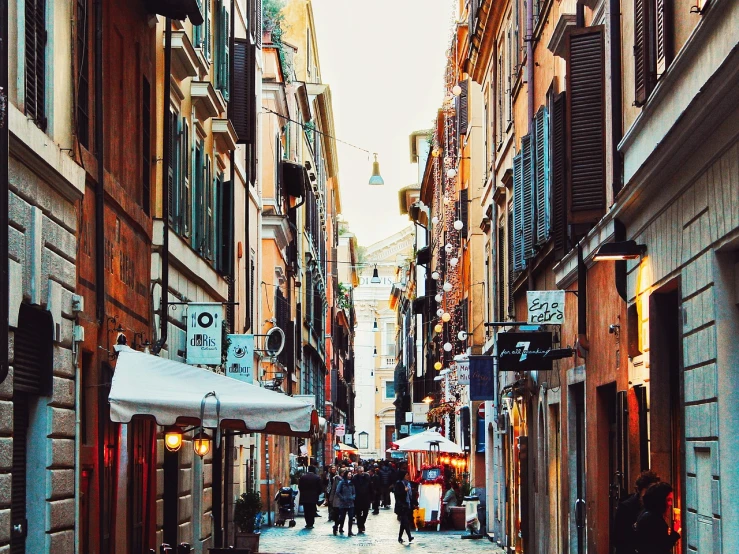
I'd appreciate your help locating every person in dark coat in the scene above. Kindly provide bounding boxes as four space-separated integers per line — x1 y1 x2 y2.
298 466 323 529
394 471 415 544
613 470 660 554
370 465 382 514
324 465 338 520
334 470 357 537
634 482 681 554
352 465 372 534
380 462 393 508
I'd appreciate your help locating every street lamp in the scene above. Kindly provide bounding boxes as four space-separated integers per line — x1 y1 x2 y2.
592 240 646 261
193 429 211 457
368 153 385 186
164 426 183 452
371 264 381 284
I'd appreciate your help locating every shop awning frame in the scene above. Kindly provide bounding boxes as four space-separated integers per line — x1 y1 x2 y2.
109 347 318 437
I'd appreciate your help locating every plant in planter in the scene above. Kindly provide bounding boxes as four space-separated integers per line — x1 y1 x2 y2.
234 490 262 551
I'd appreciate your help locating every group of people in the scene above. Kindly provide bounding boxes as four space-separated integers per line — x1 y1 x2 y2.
614 471 681 554
296 459 417 543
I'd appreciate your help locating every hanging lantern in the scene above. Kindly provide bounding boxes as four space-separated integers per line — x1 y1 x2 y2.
453 220 464 231
431 148 440 158
452 84 462 96
443 282 453 292
436 308 444 317
431 271 440 280
443 342 453 352
431 216 440 225
434 324 443 334
368 153 385 186
371 264 381 284
441 312 452 322
434 293 443 302
193 429 211 457
457 331 468 341
434 361 443 370
447 168 457 179
444 243 453 253
443 196 451 205
449 257 458 267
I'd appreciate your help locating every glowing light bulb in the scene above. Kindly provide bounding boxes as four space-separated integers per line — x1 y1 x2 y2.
437 308 444 317
441 312 451 322
452 84 462 96
431 216 439 225
434 324 443 334
431 271 440 280
443 282 453 292
450 257 458 267
447 168 458 179
454 220 464 231
443 342 453 352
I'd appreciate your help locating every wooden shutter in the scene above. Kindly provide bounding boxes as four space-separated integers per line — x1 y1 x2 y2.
551 92 568 256
182 119 190 236
534 107 550 245
256 0 263 49
461 188 469 238
655 0 672 76
218 180 234 276
25 0 47 130
14 304 54 395
633 0 652 105
457 80 469 137
497 225 505 319
507 209 515 315
193 141 204 251
566 27 606 225
11 396 28 554
167 111 175 222
231 39 251 143
204 0 211 60
512 151 525 272
193 0 203 47
521 134 534 259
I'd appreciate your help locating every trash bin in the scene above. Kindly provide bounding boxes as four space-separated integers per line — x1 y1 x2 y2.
450 506 467 530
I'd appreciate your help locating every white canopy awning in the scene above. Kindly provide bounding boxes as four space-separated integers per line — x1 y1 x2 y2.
391 430 463 454
109 347 317 437
334 442 358 452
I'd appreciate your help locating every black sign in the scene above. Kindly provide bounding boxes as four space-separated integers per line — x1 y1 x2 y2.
469 356 495 401
497 332 553 371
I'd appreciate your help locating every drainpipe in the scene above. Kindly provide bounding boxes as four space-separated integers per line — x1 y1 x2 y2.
610 0 623 196
526 0 536 298
0 0 9 385
93 0 105 552
153 20 172 355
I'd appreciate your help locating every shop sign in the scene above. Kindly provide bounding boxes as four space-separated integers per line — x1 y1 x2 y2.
335 423 346 437
456 360 470 385
469 356 495 401
186 303 223 365
526 290 565 324
225 334 255 384
497 332 553 371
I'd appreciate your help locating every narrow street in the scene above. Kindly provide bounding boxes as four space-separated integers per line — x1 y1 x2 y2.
258 504 505 554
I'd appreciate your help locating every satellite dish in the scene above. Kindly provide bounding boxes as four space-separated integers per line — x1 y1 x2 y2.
265 327 285 357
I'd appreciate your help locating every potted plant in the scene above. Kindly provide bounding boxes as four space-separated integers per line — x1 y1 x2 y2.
234 490 262 552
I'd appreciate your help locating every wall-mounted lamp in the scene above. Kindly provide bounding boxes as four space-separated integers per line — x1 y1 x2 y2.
193 430 211 457
164 426 183 452
457 331 468 341
373 319 379 332
592 240 646 261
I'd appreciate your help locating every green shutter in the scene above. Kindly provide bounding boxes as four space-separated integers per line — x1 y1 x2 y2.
521 134 534 260
512 151 524 272
193 141 204 251
205 0 211 61
173 116 182 233
193 0 203 47
534 107 550 245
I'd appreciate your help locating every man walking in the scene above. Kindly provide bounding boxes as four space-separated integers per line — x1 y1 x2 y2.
370 465 382 514
353 465 372 534
298 466 323 529
379 462 393 509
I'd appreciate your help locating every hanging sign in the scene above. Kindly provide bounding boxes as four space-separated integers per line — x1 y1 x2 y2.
456 360 470 385
497 332 553 371
469 356 495 401
526 290 565 325
225 334 255 384
335 423 346 437
186 303 223 365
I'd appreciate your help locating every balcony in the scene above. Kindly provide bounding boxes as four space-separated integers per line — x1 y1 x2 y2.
212 118 238 152
170 31 199 81
190 81 220 121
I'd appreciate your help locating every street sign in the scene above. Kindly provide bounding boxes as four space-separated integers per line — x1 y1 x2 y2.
477 403 485 419
335 423 345 437
526 290 565 325
225 334 254 384
457 360 470 385
186 303 223 365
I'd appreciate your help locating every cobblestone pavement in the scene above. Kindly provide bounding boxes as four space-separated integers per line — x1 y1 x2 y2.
257 503 506 554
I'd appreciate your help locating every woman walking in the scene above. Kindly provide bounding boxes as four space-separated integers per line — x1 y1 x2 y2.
394 471 415 544
634 482 681 554
334 469 357 537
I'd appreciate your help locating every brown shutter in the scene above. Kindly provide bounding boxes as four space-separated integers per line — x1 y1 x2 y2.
633 0 653 106
10 396 28 554
566 27 606 226
457 80 469 136
14 304 53 395
655 0 673 76
231 39 250 143
551 92 567 256
25 0 47 130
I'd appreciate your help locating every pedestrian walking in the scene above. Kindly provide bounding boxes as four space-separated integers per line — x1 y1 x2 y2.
324 465 338 521
371 465 382 514
394 471 415 544
333 470 357 537
329 467 342 527
634 482 681 554
380 462 393 508
298 466 323 529
352 465 372 534
613 470 660 554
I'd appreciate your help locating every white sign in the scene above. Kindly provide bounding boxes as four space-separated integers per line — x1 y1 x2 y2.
457 361 470 385
186 303 223 365
335 423 346 437
526 290 566 325
225 334 255 384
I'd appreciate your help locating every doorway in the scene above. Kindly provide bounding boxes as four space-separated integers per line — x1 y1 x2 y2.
569 382 586 554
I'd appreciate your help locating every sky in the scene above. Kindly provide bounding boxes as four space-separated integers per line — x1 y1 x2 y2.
311 0 455 247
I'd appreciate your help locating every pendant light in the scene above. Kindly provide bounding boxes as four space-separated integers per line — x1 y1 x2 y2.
371 264 381 284
368 153 384 186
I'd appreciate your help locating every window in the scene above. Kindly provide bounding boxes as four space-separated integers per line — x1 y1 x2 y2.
384 381 396 400
216 0 230 100
204 0 212 61
634 0 673 105
385 322 396 357
26 0 47 130
193 0 203 47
